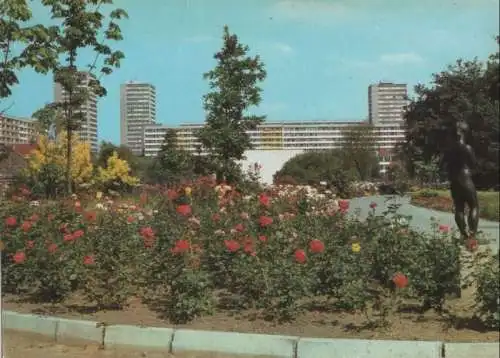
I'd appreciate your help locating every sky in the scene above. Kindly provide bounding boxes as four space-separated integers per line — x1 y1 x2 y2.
4 0 499 144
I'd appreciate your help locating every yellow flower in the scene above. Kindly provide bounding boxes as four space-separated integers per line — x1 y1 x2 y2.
185 187 192 196
96 191 103 200
351 242 361 253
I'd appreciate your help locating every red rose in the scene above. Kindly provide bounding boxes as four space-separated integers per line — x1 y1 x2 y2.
309 239 325 253
12 251 26 264
21 220 32 232
224 239 240 252
176 204 192 216
392 272 409 288
83 255 95 265
259 216 273 227
259 193 270 207
294 249 307 264
171 239 191 254
5 216 17 227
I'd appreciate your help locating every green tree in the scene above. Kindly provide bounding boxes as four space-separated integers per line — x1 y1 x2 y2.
96 141 151 180
32 103 61 137
274 150 355 196
97 141 135 167
39 0 128 194
148 129 193 184
1 0 57 111
404 38 499 189
197 25 266 183
340 124 380 180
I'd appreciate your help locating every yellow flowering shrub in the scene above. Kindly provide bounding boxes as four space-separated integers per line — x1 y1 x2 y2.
97 151 139 187
27 131 93 187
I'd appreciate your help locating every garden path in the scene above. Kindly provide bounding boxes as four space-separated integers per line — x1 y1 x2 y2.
348 195 499 253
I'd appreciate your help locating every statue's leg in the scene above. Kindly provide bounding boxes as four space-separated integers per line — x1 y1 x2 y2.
465 186 479 238
452 191 468 239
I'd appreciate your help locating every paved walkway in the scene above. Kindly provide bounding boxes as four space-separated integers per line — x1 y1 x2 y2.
348 195 499 253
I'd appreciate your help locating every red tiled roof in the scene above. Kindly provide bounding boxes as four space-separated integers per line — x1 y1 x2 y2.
11 143 37 156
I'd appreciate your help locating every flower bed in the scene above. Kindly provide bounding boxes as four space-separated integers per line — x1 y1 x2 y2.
1 179 499 341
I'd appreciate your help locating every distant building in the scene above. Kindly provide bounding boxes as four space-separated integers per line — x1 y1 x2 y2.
368 82 408 125
120 81 156 155
54 72 98 152
143 120 405 172
0 114 37 145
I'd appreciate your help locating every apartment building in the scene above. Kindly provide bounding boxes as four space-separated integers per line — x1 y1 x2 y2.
0 114 37 145
120 82 156 155
368 82 408 125
142 120 405 170
54 72 99 151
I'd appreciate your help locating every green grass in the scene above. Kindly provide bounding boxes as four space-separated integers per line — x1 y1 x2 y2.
410 189 499 222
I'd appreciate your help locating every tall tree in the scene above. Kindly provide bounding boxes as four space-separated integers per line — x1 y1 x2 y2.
1 0 57 111
404 39 499 189
340 124 380 180
97 141 135 168
149 129 192 184
32 103 62 137
197 25 266 183
39 0 128 193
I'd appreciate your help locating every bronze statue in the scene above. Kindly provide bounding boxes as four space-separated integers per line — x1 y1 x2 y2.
441 121 479 239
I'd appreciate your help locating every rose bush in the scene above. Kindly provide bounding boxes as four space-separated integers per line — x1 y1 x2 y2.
0 177 492 326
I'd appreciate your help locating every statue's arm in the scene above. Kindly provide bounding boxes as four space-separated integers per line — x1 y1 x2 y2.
465 145 477 169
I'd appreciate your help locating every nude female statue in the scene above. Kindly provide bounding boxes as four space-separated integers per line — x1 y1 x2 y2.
440 122 479 239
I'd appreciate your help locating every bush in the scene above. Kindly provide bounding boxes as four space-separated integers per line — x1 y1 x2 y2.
274 150 357 197
0 178 488 327
474 253 500 329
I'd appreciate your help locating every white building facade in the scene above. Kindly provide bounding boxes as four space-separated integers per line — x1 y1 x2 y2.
0 115 37 144
143 120 405 173
120 82 157 155
54 72 99 151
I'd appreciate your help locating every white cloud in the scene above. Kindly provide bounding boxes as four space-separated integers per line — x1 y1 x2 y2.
270 0 348 23
379 52 424 65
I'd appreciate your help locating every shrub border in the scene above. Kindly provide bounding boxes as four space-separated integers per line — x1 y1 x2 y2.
3 310 499 357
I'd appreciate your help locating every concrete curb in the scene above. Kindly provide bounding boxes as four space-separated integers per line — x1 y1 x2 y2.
3 310 499 358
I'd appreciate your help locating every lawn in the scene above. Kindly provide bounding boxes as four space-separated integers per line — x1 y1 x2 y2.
410 189 499 222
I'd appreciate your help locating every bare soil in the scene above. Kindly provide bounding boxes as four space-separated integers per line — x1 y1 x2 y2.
3 330 256 358
3 285 499 343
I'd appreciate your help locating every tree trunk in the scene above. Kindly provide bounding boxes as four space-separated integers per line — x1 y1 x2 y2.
66 122 73 195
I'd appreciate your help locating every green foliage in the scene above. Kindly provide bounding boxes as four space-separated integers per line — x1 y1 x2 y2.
474 253 500 329
197 25 266 182
82 212 143 309
165 268 215 324
386 162 411 194
341 125 380 181
0 179 492 328
34 0 128 193
0 0 57 104
274 150 356 197
31 162 66 198
403 38 499 189
0 143 11 161
147 129 194 184
32 104 61 137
